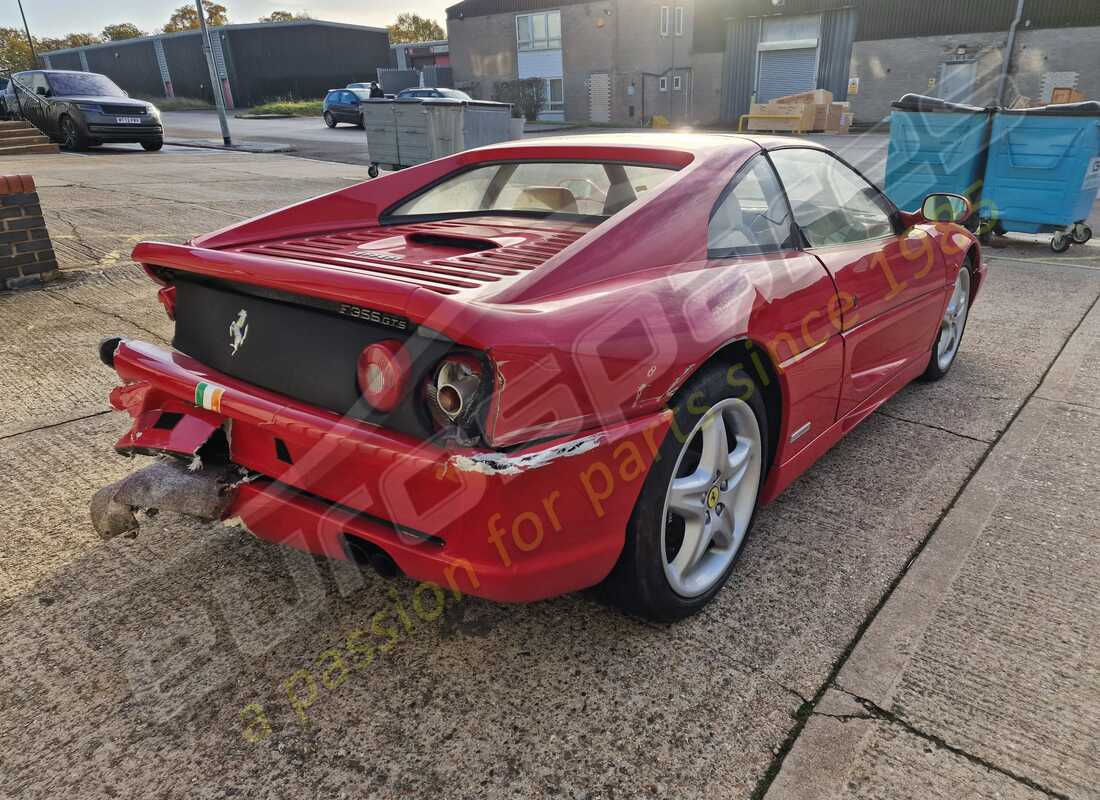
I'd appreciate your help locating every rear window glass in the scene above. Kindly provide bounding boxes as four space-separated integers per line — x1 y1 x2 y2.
388 161 677 219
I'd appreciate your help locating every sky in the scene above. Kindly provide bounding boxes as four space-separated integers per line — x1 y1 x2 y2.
1 0 451 38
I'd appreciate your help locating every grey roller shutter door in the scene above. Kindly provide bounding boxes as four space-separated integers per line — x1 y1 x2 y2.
757 48 818 102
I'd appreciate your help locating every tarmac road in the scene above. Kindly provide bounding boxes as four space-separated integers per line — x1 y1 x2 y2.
0 145 1097 799
158 110 898 178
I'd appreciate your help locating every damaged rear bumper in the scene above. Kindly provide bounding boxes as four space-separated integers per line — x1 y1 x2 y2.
101 339 671 602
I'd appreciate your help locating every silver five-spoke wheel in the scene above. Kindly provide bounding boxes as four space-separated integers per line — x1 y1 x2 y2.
936 267 970 371
661 397 763 597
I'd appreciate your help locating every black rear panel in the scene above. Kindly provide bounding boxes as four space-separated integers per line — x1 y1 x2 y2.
171 276 450 438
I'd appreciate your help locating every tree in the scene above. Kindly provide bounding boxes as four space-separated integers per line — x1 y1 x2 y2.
258 11 310 23
387 12 444 44
0 27 37 72
164 1 229 33
38 33 102 51
102 23 146 41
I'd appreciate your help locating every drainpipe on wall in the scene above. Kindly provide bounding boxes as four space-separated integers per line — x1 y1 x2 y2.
995 0 1025 107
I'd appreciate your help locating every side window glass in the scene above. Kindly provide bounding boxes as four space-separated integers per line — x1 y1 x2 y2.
770 148 895 247
708 155 796 256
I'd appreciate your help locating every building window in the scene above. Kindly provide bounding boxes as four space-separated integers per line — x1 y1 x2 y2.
672 75 682 91
546 77 564 112
674 6 684 36
658 76 668 92
517 10 562 51
659 6 670 36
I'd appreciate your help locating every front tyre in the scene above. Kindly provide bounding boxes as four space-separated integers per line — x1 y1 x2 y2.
599 364 769 621
59 116 87 151
323 111 337 128
922 264 971 381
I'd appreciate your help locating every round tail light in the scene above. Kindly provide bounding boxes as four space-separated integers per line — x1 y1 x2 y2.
357 340 410 412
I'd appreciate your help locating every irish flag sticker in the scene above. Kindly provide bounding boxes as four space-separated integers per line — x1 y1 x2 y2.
194 382 226 413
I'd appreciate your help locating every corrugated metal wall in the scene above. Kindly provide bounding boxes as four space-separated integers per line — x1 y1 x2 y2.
40 25 392 107
225 25 390 106
719 17 759 124
857 0 1100 40
85 40 163 99
46 52 82 71
818 6 856 100
696 0 1100 52
160 33 215 102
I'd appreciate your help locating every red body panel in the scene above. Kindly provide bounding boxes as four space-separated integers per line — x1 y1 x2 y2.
110 340 670 602
105 133 982 603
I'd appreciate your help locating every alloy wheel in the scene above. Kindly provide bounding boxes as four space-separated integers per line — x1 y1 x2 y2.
936 268 971 371
61 119 78 150
660 397 763 598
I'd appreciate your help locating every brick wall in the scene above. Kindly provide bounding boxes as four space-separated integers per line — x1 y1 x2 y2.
0 175 59 290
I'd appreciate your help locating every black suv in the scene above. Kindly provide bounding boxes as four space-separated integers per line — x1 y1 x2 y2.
5 70 163 151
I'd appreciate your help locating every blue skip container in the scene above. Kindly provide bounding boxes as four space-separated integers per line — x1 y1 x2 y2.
981 101 1100 251
884 93 994 216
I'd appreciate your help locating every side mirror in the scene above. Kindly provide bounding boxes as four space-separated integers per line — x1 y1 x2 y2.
921 193 971 224
35 86 47 96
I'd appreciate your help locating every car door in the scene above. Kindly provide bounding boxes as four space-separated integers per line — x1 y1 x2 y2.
344 91 363 123
707 153 843 459
333 91 352 122
770 147 946 419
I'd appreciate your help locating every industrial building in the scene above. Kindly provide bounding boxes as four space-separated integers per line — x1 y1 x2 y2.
446 0 1100 126
40 20 391 109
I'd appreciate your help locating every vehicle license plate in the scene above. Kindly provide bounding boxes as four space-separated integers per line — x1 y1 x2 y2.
116 116 142 124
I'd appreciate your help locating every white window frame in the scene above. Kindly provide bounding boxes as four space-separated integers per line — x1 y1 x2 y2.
517 10 562 51
545 77 564 112
659 6 670 37
674 6 684 36
672 74 682 91
658 76 668 92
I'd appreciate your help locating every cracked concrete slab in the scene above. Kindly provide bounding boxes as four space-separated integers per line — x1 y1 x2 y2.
685 413 987 699
1 506 801 799
882 255 1100 443
769 700 1053 800
766 297 1100 799
0 282 166 438
2 149 1097 799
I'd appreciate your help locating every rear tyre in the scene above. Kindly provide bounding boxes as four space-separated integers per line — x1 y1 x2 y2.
141 139 163 152
368 164 380 178
323 111 337 128
59 116 87 151
922 264 971 381
598 363 769 622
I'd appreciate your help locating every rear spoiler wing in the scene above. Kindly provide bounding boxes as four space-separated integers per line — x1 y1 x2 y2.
131 241 490 344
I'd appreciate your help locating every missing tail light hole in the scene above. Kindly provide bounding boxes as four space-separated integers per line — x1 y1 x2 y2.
152 411 183 431
424 351 493 446
274 438 293 464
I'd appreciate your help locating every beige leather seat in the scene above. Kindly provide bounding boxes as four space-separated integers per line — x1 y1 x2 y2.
513 186 579 213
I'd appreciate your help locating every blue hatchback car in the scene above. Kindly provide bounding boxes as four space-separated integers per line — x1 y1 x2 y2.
323 88 371 128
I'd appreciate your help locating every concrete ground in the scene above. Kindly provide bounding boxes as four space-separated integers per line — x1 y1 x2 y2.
0 143 1098 800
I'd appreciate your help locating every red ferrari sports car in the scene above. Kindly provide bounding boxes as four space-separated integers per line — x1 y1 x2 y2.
93 133 983 621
